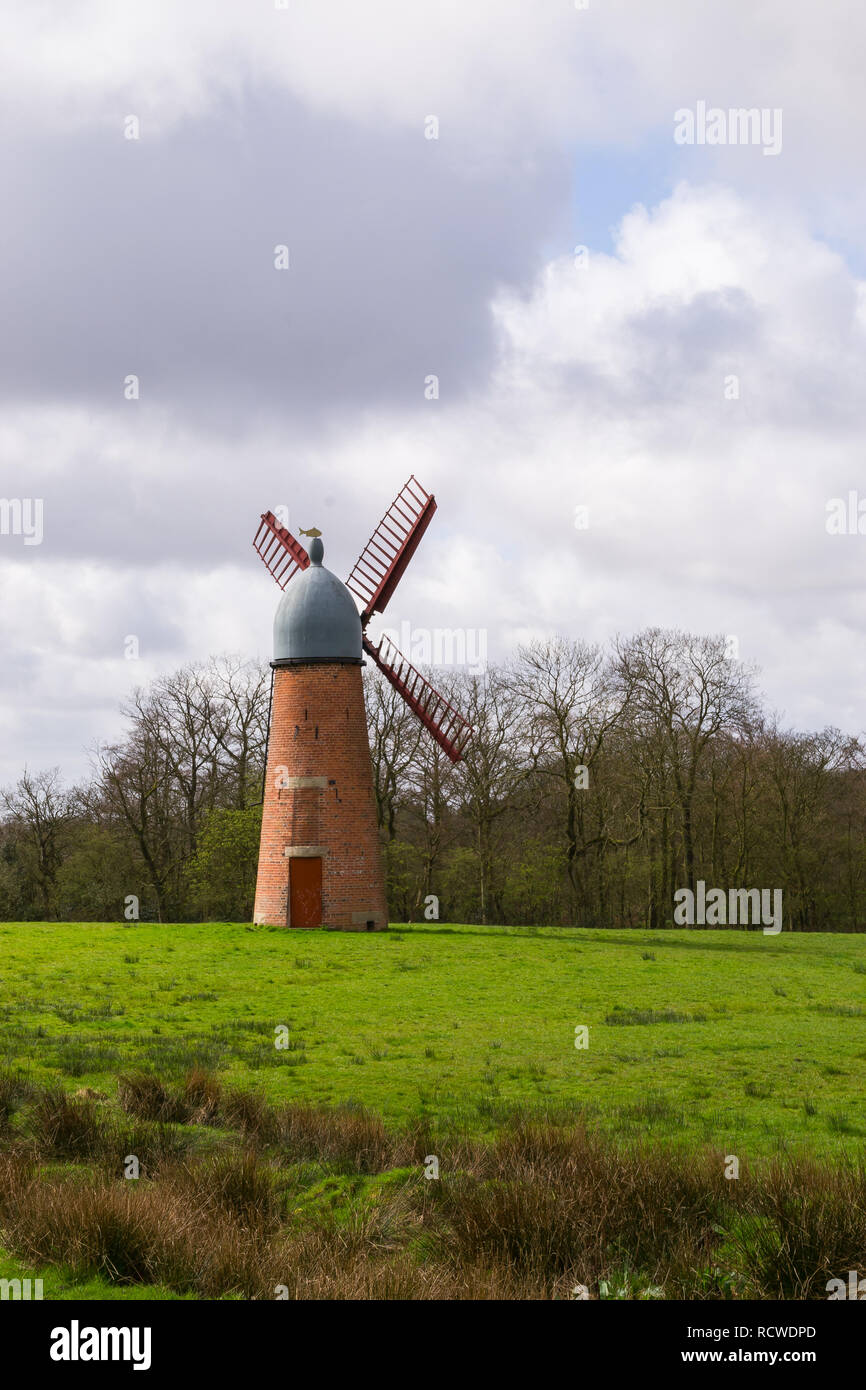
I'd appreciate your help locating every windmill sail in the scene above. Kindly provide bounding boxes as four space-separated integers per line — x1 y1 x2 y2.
346 476 437 625
253 512 310 589
363 634 472 764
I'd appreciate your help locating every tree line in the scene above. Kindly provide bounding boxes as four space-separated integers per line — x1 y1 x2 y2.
2 631 864 930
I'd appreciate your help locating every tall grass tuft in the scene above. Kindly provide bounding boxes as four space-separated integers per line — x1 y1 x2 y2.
1 1070 864 1300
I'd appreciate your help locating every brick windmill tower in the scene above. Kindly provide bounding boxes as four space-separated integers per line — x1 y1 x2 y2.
251 476 472 930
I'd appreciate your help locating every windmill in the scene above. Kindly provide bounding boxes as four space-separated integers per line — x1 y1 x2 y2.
251 476 472 929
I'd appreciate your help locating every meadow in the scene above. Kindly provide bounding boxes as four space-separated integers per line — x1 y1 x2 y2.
0 922 864 1300
0 922 863 1155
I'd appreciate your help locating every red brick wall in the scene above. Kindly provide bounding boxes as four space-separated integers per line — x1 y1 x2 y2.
253 663 389 930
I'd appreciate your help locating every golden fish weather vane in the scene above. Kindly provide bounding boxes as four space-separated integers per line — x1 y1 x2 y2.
298 527 322 538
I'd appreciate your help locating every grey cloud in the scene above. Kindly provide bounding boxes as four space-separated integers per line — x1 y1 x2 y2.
0 91 570 430
0 89 570 571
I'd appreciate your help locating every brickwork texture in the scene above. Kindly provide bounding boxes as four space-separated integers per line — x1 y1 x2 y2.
253 662 389 930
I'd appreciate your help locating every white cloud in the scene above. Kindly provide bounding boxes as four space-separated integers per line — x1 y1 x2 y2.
350 182 866 731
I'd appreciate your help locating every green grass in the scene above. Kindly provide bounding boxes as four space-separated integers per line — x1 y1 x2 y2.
0 1247 196 1300
0 921 864 1157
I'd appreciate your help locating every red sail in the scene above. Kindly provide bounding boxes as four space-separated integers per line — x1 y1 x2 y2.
363 634 472 764
253 513 310 589
347 476 437 624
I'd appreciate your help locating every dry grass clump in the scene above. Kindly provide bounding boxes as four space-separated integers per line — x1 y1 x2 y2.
1 1070 863 1300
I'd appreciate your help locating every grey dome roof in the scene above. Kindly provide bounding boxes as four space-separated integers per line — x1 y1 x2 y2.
273 538 362 663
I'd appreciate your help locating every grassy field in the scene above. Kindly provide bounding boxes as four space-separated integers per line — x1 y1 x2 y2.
0 921 863 1157
1 921 865 1301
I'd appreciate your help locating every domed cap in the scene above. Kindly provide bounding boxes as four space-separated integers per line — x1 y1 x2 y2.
273 537 362 663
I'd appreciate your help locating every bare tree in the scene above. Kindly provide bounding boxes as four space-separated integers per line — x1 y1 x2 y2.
516 637 635 917
764 724 862 929
91 729 184 923
614 630 759 894
454 667 529 925
403 673 462 920
125 665 223 858
195 655 270 809
1 768 76 917
364 665 424 841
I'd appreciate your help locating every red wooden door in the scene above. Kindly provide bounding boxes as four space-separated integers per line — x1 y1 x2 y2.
289 857 322 928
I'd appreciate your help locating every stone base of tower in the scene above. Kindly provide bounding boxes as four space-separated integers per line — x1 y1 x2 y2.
253 662 389 930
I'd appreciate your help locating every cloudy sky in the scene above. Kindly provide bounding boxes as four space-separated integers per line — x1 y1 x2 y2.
1 0 865 785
